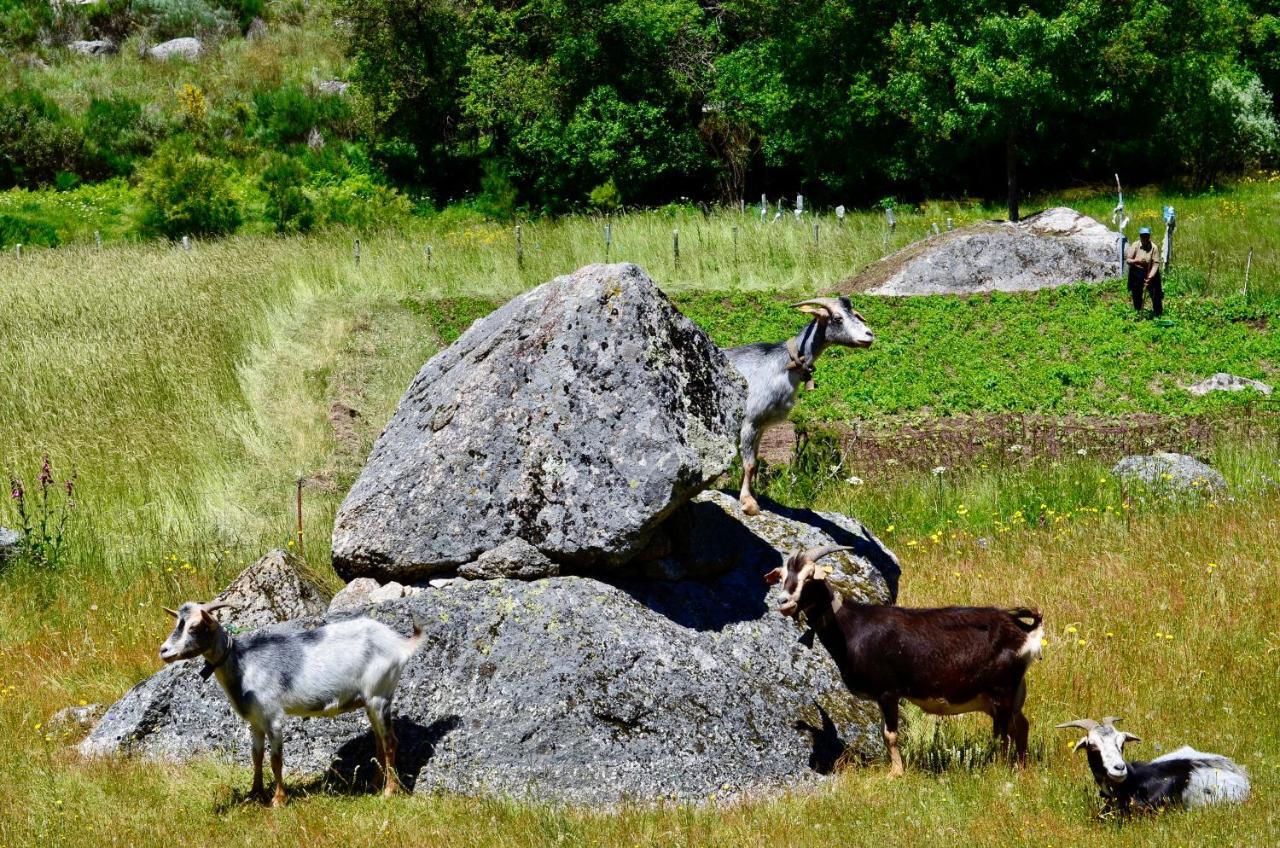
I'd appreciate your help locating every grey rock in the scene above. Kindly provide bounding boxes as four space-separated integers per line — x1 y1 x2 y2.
457 538 560 581
329 577 424 612
0 526 20 564
68 39 116 56
306 126 324 151
82 503 897 805
1185 373 1273 397
317 79 350 96
1112 453 1227 494
147 37 202 61
209 549 329 630
851 208 1121 296
333 263 746 583
245 16 268 41
47 703 106 738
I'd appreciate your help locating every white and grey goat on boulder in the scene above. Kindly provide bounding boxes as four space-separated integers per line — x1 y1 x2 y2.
1058 716 1250 813
160 600 424 806
725 296 873 515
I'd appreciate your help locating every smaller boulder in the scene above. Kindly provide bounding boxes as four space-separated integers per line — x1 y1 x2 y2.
1112 453 1227 494
245 17 268 41
147 38 202 61
1185 373 1273 397
317 79 350 96
0 527 20 564
45 703 106 740
68 40 116 56
457 539 560 581
328 577 423 612
209 549 329 629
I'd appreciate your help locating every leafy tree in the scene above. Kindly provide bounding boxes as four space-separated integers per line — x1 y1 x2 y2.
260 155 315 233
0 89 85 189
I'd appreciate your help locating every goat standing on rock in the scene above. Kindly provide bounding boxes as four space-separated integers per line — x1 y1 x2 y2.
159 601 424 806
1058 716 1250 813
725 296 873 515
767 546 1043 776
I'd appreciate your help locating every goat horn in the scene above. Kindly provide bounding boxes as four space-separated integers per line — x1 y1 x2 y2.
1055 719 1099 731
801 545 854 565
789 298 842 311
1101 716 1123 727
162 606 179 619
202 601 231 613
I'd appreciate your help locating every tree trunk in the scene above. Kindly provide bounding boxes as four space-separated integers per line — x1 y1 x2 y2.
1006 129 1019 223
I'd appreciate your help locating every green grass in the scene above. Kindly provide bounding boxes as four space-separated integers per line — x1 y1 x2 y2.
1 190 1278 846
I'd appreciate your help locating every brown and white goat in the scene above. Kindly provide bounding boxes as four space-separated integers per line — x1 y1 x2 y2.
766 545 1043 776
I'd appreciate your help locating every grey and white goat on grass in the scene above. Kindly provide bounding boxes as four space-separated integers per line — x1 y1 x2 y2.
160 600 424 806
1057 716 1250 814
725 296 873 515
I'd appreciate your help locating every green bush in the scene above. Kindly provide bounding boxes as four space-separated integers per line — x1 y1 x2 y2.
312 172 411 230
472 159 518 219
135 140 241 238
0 89 85 190
259 156 315 233
133 0 234 41
0 211 60 248
85 96 160 178
588 178 621 212
0 0 53 51
253 84 319 145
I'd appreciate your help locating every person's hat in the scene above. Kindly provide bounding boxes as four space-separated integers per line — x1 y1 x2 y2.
1138 226 1151 235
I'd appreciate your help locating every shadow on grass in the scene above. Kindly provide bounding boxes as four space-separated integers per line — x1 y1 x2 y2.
212 715 461 810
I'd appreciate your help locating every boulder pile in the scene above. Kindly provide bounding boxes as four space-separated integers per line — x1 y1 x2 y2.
83 264 902 804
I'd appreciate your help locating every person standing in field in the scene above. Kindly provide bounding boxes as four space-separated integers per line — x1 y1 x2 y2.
1125 226 1163 316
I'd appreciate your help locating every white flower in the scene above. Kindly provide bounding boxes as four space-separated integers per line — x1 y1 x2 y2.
845 476 864 486
1007 444 1023 453
1076 448 1088 457
931 466 947 476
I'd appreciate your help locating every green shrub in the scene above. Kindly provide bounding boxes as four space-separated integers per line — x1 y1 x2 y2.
0 89 85 190
0 0 53 51
135 139 241 238
0 211 60 248
260 156 315 233
312 172 411 230
133 0 234 41
473 159 518 220
588 178 621 212
85 96 160 178
253 84 319 145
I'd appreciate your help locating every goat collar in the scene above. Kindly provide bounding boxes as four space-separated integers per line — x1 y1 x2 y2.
200 632 234 681
785 337 816 391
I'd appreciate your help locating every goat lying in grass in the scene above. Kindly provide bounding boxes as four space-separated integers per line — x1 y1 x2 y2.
160 601 424 806
1058 716 1250 814
767 545 1043 775
725 297 873 515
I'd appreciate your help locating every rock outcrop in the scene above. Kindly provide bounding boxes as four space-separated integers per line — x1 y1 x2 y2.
845 207 1121 296
208 549 329 629
332 263 746 583
1112 453 1227 494
1185 373 1273 397
83 497 897 805
147 37 202 61
68 39 116 55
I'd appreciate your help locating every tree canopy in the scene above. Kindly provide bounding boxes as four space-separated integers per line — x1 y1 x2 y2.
337 0 1279 215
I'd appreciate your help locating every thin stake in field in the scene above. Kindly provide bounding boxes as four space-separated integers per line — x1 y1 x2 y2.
295 478 304 552
672 229 679 267
604 223 612 262
515 225 523 269
354 238 361 266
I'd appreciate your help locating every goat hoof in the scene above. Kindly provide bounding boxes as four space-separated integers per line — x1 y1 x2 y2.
271 793 287 808
740 496 760 516
886 767 905 780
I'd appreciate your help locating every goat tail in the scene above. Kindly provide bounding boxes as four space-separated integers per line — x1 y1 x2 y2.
1007 607 1043 631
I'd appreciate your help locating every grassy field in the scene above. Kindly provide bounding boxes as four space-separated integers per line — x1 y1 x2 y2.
0 186 1277 845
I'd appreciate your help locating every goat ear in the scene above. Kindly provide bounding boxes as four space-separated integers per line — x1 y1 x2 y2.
1072 737 1088 753
1120 732 1141 746
763 567 784 585
162 607 179 619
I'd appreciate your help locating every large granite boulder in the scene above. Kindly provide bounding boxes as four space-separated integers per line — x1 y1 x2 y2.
207 549 329 630
82 500 897 805
845 207 1120 296
1184 373 1273 397
333 263 746 583
1112 452 1227 494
